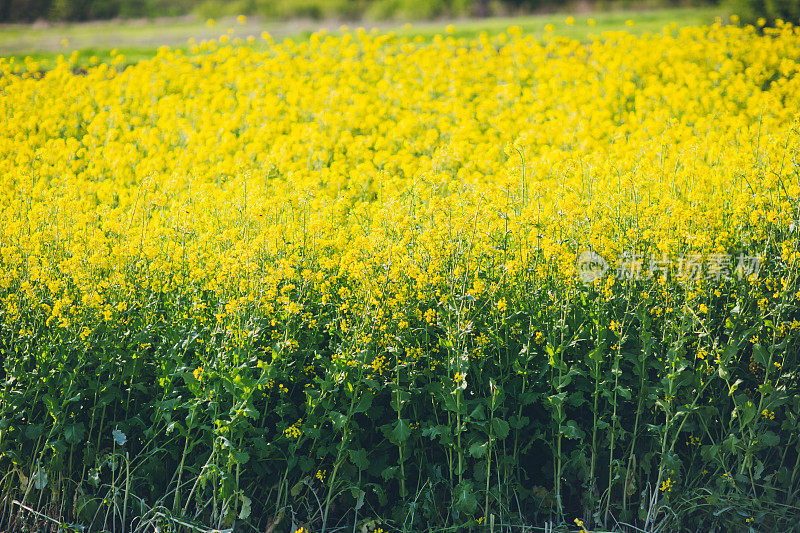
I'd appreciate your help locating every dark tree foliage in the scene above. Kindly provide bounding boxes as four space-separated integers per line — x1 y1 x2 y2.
1 0 195 21
725 0 800 24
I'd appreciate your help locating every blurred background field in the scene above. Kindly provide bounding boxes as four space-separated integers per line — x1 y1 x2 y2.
0 0 716 23
0 6 725 66
3 0 799 68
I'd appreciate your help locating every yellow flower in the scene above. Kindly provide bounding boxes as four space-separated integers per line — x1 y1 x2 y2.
496 297 507 313
284 423 302 439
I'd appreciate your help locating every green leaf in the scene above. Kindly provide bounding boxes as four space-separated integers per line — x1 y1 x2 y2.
329 411 348 431
469 441 488 458
64 423 85 445
547 392 567 407
520 392 538 405
353 391 374 414
492 418 510 439
761 431 780 447
298 456 314 473
381 466 399 481
561 420 584 440
64 392 82 404
32 467 48 490
422 425 443 438
390 418 411 444
238 495 251 520
25 424 43 440
88 468 100 487
241 404 259 419
752 343 768 367
349 448 370 470
723 434 740 453
231 450 250 465
351 487 365 510
509 415 529 429
567 391 587 407
290 481 304 497
469 404 486 421
737 399 758 426
615 386 632 401
390 389 411 412
588 342 606 363
454 481 477 515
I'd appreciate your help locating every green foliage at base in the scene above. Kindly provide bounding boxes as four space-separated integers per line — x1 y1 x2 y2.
2 232 800 532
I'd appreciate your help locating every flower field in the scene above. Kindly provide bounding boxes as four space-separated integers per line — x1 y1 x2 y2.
1 18 800 532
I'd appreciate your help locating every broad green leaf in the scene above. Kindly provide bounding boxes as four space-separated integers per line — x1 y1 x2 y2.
390 418 412 444
231 450 250 465
32 467 48 490
64 423 85 445
752 343 768 367
454 481 477 515
561 420 584 440
351 487 365 510
329 411 348 431
238 495 251 520
381 466 399 481
548 392 567 407
25 424 43 440
760 431 780 447
349 448 370 470
469 441 488 458
469 404 486 421
354 391 374 414
492 418 510 439
391 389 411 412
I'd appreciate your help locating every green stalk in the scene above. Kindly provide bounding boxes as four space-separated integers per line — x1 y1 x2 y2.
457 388 463 487
397 367 406 499
172 405 195 513
603 341 623 525
484 385 496 525
588 355 601 505
122 452 130 533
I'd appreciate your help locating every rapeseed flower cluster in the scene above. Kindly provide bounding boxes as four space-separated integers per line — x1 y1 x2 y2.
0 22 798 343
